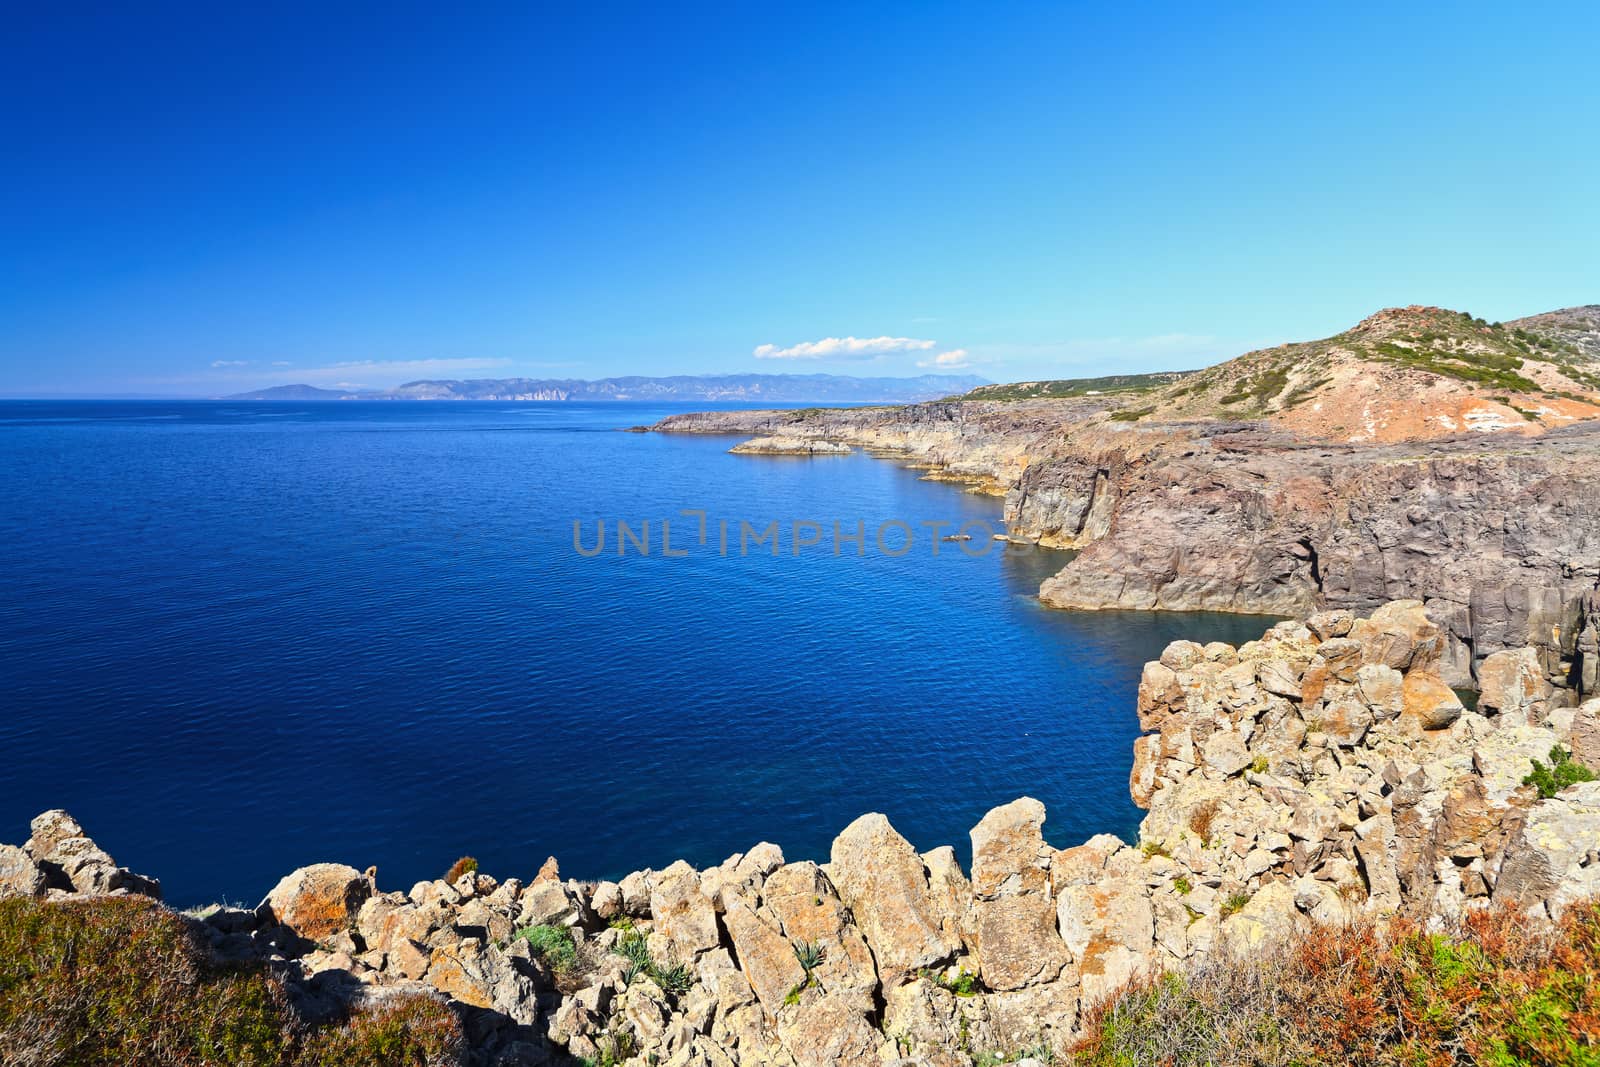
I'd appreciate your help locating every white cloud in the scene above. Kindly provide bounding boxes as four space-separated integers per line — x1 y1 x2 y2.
271 361 292 367
752 336 937 361
917 349 972 370
211 359 249 367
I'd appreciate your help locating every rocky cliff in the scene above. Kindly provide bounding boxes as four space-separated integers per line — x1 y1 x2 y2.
653 307 1600 691
7 603 1599 1066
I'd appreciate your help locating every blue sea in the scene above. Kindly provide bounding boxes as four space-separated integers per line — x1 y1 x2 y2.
0 401 1270 905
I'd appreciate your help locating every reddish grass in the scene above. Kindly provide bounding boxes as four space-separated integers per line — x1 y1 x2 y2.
1072 899 1600 1066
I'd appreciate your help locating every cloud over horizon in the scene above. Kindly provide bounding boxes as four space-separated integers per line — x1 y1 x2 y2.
752 336 937 361
916 349 973 370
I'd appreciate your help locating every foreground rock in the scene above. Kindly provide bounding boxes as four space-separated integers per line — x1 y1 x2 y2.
8 602 1598 1065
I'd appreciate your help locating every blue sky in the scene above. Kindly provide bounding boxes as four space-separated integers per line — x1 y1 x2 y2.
2 4 1596 396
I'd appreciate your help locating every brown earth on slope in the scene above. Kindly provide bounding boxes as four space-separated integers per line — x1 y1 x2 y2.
1132 305 1600 443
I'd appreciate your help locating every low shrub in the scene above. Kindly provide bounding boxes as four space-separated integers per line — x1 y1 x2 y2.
1524 745 1597 799
514 923 578 974
442 856 478 884
0 896 464 1066
295 994 465 1066
1071 898 1600 1066
611 928 691 995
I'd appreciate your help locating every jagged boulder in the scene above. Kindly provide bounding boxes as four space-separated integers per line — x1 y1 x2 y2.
1478 647 1553 724
0 844 46 898
1495 781 1600 919
262 863 373 940
968 798 1069 990
829 813 955 980
648 860 723 962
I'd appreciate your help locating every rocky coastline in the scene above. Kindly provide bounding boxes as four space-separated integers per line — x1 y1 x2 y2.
653 404 1600 694
6 602 1599 1066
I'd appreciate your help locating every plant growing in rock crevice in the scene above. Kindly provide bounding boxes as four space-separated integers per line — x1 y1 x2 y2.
1524 744 1597 799
514 923 578 975
611 928 691 996
1188 799 1222 847
443 856 478 884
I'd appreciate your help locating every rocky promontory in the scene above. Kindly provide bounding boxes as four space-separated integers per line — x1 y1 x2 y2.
6 602 1598 1065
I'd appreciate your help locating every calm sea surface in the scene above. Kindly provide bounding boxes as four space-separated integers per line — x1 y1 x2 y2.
0 400 1270 905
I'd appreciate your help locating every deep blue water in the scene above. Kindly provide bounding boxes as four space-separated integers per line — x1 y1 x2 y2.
0 400 1271 905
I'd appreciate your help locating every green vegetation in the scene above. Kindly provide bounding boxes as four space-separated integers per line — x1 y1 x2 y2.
1364 340 1541 392
1524 745 1597 799
957 371 1194 402
514 923 578 974
1173 876 1193 896
0 895 463 1066
973 1042 1055 1066
576 1024 637 1067
1220 892 1252 919
1070 900 1600 1067
612 928 692 995
922 966 980 997
1108 406 1155 422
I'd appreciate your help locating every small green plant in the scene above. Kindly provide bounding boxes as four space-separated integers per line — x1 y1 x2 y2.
1524 744 1597 799
1250 755 1269 774
514 923 578 974
1173 876 1192 896
611 928 691 995
1220 892 1251 918
583 1023 637 1067
1140 840 1172 859
921 966 979 997
653 959 694 995
793 939 825 974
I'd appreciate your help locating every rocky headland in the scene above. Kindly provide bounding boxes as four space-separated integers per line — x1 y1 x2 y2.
6 602 1599 1066
654 306 1600 691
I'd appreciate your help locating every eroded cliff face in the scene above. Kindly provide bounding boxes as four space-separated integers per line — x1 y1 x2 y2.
1030 426 1600 690
8 604 1600 1066
655 408 1600 692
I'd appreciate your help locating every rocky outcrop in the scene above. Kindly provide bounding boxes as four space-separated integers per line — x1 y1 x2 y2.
728 436 853 455
9 603 1598 1066
0 809 161 901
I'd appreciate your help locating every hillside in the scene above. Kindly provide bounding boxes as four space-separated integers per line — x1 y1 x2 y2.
1510 303 1600 361
1122 305 1600 442
225 373 986 404
953 370 1193 402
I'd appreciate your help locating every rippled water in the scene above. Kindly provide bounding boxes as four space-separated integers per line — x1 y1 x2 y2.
0 401 1271 905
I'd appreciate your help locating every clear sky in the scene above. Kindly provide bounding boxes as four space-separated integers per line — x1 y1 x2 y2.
3 4 1597 396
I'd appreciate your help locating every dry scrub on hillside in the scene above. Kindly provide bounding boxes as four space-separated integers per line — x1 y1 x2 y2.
0 895 464 1066
1071 900 1600 1067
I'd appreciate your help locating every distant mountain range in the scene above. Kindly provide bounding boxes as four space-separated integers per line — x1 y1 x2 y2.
223 373 988 404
